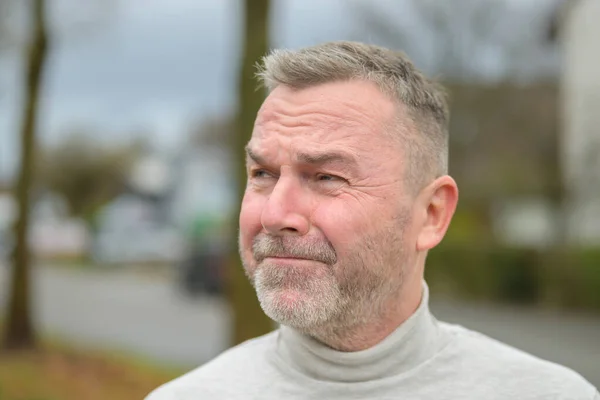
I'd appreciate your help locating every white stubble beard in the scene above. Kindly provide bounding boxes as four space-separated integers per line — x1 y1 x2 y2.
253 259 345 331
241 210 411 341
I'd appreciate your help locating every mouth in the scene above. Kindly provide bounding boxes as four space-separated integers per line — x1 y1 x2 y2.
267 255 308 259
262 256 323 264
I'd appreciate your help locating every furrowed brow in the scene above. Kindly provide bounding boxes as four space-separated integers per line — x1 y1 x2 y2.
245 146 359 174
245 146 265 165
296 151 358 168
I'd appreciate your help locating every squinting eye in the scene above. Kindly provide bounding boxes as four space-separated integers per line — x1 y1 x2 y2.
317 174 336 181
313 174 346 193
316 173 346 182
250 169 273 179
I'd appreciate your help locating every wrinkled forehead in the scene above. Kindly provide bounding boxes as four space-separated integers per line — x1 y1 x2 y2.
246 83 413 183
253 81 399 144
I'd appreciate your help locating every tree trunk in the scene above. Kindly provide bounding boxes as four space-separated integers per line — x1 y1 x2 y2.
3 0 49 351
227 0 273 346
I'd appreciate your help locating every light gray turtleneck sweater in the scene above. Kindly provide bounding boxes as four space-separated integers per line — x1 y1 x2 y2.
146 284 599 399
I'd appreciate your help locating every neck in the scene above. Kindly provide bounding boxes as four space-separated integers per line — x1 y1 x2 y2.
276 279 446 383
307 272 424 352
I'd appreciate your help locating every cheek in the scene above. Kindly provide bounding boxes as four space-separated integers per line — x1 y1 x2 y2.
312 200 371 249
313 196 397 252
239 192 265 247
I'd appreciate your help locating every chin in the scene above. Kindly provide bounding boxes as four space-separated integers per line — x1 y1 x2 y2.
257 287 336 331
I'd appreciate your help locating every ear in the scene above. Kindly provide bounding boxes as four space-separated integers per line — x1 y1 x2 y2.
416 175 459 252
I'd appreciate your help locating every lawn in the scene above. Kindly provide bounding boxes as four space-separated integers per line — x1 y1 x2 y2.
0 343 185 400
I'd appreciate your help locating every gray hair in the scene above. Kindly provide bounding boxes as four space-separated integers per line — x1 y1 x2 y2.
256 41 449 190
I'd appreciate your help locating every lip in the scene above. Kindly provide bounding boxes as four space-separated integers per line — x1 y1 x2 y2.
264 256 319 263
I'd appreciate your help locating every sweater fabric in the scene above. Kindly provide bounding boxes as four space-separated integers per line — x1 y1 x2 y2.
146 283 599 400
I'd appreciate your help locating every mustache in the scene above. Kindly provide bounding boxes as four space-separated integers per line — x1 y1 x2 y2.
252 234 337 265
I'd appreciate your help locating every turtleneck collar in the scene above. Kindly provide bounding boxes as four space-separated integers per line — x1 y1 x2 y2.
275 281 446 383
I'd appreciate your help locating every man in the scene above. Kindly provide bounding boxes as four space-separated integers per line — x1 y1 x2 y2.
146 41 599 399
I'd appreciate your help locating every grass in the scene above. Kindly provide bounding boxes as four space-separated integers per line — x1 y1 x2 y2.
0 331 186 400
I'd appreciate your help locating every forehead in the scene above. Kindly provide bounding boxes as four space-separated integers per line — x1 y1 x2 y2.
251 80 399 158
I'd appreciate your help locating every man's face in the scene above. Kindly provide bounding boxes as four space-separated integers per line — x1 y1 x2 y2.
239 80 418 333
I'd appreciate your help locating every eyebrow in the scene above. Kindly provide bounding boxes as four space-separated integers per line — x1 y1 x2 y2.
296 151 358 167
246 146 358 171
245 146 266 165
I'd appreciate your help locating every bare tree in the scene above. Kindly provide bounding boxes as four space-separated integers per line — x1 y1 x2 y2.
350 0 547 82
416 0 508 81
227 0 273 345
3 0 49 351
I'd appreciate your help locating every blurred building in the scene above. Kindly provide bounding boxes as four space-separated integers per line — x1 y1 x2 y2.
92 151 185 265
92 193 185 265
557 0 600 244
30 192 90 260
168 144 234 230
0 190 90 261
91 141 234 266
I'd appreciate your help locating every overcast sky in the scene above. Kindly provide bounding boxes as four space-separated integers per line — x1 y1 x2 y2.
0 0 559 181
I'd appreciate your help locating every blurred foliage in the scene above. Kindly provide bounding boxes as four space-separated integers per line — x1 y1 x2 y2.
0 347 183 400
424 82 600 312
0 322 183 400
426 244 600 312
443 202 495 246
34 133 146 222
423 81 600 311
442 82 565 244
187 115 235 150
447 83 560 201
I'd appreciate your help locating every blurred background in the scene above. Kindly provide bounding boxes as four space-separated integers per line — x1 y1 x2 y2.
0 0 598 398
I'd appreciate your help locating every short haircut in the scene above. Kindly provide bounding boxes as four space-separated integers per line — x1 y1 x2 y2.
256 41 449 190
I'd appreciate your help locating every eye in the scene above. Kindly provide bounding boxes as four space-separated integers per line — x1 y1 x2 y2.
249 169 278 186
248 169 276 189
251 169 272 179
313 174 347 192
317 174 338 181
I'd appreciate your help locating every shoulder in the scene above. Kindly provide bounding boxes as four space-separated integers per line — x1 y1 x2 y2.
437 322 598 399
144 330 279 400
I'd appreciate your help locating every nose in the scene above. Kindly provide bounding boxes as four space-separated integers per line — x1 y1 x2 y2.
260 176 310 236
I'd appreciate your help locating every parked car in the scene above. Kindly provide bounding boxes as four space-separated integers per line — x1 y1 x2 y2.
177 214 230 296
178 246 227 296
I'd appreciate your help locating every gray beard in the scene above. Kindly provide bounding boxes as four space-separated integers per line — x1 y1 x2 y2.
240 213 409 341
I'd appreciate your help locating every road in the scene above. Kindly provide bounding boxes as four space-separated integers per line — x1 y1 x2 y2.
0 264 231 367
0 264 598 386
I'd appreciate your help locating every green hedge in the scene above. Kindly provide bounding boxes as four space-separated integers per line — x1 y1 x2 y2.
425 245 600 312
